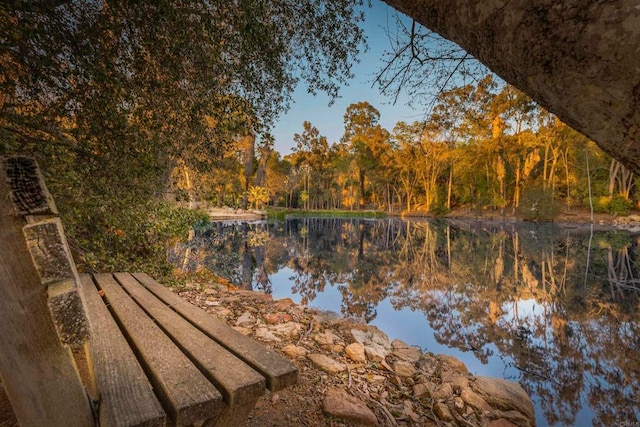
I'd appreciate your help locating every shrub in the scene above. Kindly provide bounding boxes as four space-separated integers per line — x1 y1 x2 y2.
592 195 633 215
608 195 633 215
517 185 558 221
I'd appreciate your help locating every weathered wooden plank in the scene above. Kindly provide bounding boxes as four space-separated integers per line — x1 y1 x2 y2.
79 274 166 427
0 159 93 426
93 274 223 426
0 156 57 216
23 218 88 347
132 273 298 392
114 273 265 407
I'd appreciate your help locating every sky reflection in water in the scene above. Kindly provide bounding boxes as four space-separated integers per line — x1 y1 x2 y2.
171 217 640 426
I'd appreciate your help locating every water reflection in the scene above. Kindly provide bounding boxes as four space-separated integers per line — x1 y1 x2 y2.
170 217 640 426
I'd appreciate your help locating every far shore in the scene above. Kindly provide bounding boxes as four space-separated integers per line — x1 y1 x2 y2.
202 205 640 231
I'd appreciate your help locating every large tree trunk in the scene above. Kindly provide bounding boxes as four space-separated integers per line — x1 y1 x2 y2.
383 0 640 173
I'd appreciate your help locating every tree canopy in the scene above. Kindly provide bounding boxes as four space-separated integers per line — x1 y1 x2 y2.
0 0 367 273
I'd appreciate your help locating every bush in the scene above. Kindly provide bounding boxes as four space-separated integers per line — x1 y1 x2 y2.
595 194 634 215
517 185 558 221
610 195 633 215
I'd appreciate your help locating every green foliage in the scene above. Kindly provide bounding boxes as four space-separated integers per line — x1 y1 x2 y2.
609 195 634 215
517 185 558 221
64 197 209 278
429 203 450 217
593 195 634 215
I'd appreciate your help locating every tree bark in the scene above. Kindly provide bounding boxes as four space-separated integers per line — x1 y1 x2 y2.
383 0 640 173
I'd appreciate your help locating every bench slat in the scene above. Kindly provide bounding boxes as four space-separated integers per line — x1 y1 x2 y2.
79 275 166 427
0 158 93 426
93 273 223 426
114 273 266 407
24 218 88 347
132 272 298 391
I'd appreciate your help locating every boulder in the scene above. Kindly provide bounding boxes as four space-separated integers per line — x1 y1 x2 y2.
433 402 455 422
350 327 391 362
460 388 492 412
437 354 468 373
472 376 535 421
393 360 417 378
345 342 366 362
323 388 378 426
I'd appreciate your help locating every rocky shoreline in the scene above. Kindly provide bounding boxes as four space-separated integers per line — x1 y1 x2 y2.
176 278 536 426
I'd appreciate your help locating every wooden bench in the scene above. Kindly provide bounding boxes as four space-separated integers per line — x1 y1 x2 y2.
0 156 297 426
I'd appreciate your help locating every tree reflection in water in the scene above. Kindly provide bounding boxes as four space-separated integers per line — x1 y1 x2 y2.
171 217 640 425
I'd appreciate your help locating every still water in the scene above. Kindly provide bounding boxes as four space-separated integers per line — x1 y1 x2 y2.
171 217 640 426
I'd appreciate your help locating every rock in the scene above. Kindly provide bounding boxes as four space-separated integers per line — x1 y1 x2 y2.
273 297 296 310
329 344 345 353
460 388 492 412
307 353 346 374
235 311 256 328
416 354 437 376
413 382 433 398
255 327 281 343
437 354 468 373
452 396 465 411
323 388 378 426
433 402 455 422
365 374 387 384
270 322 303 338
313 310 342 325
393 360 417 378
350 328 391 362
489 409 533 426
391 339 410 348
442 370 469 390
313 330 341 346
281 344 307 358
345 342 366 362
432 383 453 401
392 346 422 364
263 312 293 324
402 400 419 423
473 376 535 420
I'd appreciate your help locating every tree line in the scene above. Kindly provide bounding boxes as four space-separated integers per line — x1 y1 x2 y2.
184 75 637 219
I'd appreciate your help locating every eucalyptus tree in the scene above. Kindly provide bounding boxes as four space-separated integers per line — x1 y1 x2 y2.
342 101 391 209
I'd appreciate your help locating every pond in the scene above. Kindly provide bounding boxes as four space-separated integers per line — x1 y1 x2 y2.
170 217 640 426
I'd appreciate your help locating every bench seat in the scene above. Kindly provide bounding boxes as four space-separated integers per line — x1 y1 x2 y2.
80 272 298 426
0 156 297 426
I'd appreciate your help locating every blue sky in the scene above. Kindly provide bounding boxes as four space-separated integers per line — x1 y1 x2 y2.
270 1 427 155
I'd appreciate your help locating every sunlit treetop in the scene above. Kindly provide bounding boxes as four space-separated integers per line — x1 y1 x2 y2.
1 0 368 164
